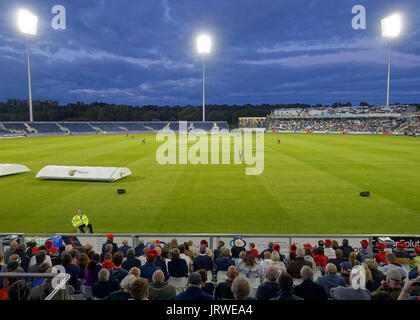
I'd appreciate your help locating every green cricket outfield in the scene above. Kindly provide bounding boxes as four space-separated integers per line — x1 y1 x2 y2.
0 133 419 234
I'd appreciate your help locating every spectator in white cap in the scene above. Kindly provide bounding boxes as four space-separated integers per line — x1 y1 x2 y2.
330 265 371 300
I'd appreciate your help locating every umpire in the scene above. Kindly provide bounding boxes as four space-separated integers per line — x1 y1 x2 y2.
72 209 94 233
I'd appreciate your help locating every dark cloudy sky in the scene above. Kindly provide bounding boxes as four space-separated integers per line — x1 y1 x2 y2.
1 0 419 106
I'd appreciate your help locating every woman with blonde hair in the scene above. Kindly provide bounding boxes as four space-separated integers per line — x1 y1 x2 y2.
349 252 360 267
264 251 286 280
364 264 379 292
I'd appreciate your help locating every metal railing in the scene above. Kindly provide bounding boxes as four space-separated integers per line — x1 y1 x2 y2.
0 272 69 300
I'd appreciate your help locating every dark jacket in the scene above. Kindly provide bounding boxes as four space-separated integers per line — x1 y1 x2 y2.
122 255 141 271
202 282 215 296
286 257 312 278
140 261 160 281
327 257 344 271
258 249 273 260
148 282 176 300
214 280 234 300
154 256 168 279
135 243 145 257
168 258 188 278
15 249 30 272
338 245 354 259
65 264 81 291
315 274 346 297
176 286 214 300
193 255 214 271
271 291 303 300
92 280 120 299
231 246 245 258
256 281 280 300
118 245 132 257
293 280 328 301
104 290 131 300
110 267 128 282
215 257 235 272
101 240 118 254
371 268 385 286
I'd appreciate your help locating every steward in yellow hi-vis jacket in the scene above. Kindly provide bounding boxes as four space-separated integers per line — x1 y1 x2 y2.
72 209 93 233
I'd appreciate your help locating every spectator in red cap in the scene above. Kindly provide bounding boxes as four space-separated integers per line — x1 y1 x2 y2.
324 239 335 260
140 249 161 282
101 234 118 254
375 243 388 265
394 241 410 265
200 239 213 257
357 240 373 263
409 245 420 270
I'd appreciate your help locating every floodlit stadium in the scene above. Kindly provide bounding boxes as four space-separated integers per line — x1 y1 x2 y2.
0 0 420 307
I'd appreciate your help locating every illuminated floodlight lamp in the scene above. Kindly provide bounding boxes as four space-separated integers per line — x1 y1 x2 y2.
17 9 38 35
381 14 401 38
196 34 212 54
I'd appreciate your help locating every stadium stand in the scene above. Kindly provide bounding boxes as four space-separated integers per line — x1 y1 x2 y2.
1 235 418 301
26 123 65 134
1 123 29 134
113 122 150 132
60 123 99 134
239 105 419 135
89 123 125 133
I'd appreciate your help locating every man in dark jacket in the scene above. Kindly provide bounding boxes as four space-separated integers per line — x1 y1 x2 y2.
122 249 141 271
258 242 274 260
104 274 137 300
109 251 128 282
338 239 353 260
193 246 214 271
287 248 312 278
118 240 132 257
271 272 302 300
101 234 118 254
214 266 238 300
327 249 344 271
176 273 213 300
293 265 328 301
135 240 146 257
315 263 346 298
256 265 280 300
28 250 48 273
213 241 225 261
92 268 120 299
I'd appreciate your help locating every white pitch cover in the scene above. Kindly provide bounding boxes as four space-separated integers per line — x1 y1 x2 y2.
0 164 30 177
35 165 132 182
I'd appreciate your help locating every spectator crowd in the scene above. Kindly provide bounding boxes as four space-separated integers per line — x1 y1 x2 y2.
1 235 419 301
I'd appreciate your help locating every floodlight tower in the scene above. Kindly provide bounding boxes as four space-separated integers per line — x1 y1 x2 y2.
381 14 402 107
17 9 38 122
196 34 212 122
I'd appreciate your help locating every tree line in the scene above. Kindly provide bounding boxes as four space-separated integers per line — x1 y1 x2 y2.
0 100 418 125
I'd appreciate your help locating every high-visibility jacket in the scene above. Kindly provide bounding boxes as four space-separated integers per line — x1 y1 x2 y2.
72 214 89 227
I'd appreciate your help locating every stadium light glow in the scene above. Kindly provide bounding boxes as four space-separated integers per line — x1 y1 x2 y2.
381 13 402 107
17 9 38 35
196 34 212 122
17 9 38 123
196 34 212 54
381 14 401 38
